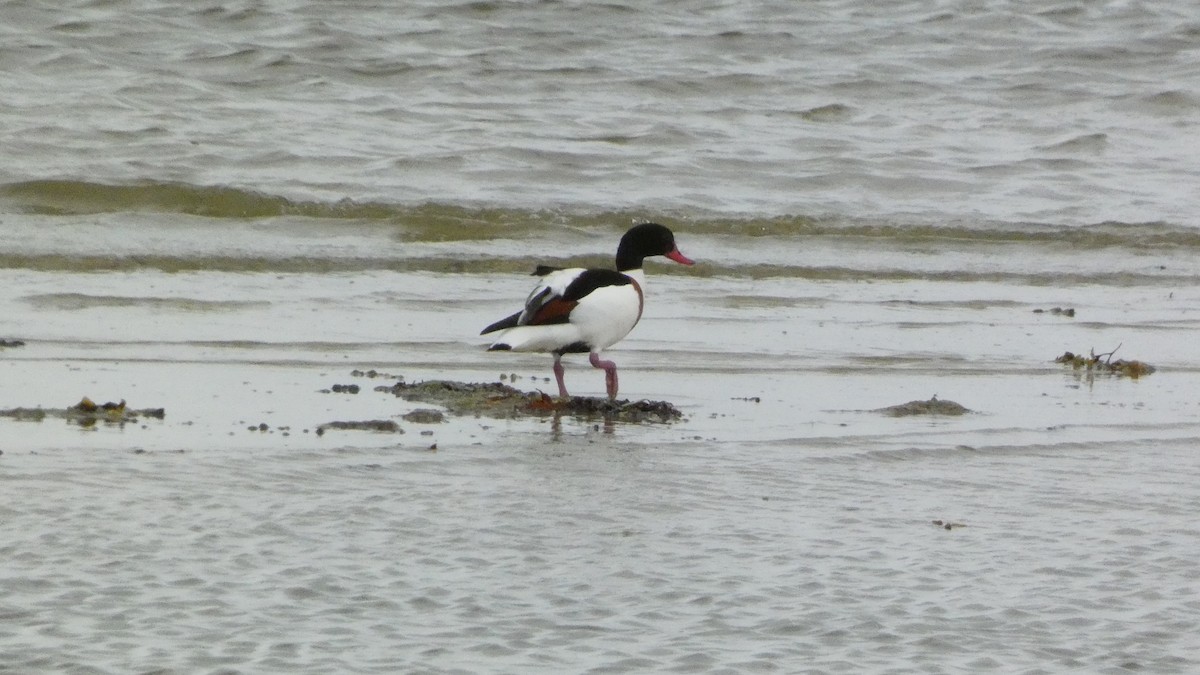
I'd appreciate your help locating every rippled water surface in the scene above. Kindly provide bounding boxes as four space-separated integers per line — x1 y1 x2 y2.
4 0 1200 222
3 0 1200 672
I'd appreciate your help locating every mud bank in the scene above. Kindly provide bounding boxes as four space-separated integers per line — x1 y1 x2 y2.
377 378 685 424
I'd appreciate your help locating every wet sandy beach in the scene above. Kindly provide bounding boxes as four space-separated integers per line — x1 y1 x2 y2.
5 264 1197 452
4 264 1200 672
6 0 1200 668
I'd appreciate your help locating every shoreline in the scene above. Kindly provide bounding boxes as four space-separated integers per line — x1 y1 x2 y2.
1 349 1189 457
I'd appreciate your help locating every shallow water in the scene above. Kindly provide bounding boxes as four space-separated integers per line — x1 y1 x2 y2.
4 417 1199 674
4 0 1200 672
4 259 1200 673
4 0 1200 223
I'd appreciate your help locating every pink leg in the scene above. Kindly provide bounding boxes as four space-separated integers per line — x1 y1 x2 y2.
553 354 569 398
589 352 619 400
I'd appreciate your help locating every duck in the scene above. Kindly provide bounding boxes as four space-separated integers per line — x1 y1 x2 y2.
481 223 694 400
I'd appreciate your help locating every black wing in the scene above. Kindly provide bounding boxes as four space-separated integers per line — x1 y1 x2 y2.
480 311 522 335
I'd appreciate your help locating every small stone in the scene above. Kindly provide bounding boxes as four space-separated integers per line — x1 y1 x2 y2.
403 409 445 424
316 420 401 434
877 397 969 417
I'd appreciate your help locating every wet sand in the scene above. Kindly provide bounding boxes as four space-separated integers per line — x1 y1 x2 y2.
6 0 1200 664
3 269 1200 672
3 264 1195 455
3 355 1199 673
4 259 1195 454
0 351 1190 459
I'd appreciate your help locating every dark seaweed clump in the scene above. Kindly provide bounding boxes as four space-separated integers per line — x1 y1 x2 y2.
378 379 684 424
1055 350 1155 378
877 396 970 417
0 397 165 427
315 420 401 435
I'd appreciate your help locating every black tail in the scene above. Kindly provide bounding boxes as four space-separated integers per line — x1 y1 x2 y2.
481 311 522 335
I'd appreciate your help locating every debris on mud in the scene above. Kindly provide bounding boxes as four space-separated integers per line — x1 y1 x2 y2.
0 339 25 348
402 408 445 424
324 383 360 394
877 396 970 417
350 369 402 380
932 519 967 530
378 379 684 423
1055 346 1155 378
1033 307 1076 317
315 420 402 436
0 397 165 426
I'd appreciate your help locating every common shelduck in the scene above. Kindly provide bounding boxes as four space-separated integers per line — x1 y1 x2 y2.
481 223 694 400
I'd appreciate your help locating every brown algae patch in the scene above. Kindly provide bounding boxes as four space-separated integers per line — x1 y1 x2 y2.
1033 306 1076 317
1055 348 1155 378
402 408 446 424
377 379 684 423
0 397 165 427
315 420 402 436
877 396 970 417
931 519 967 531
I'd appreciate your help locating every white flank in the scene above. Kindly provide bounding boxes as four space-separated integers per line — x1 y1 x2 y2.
490 268 648 353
